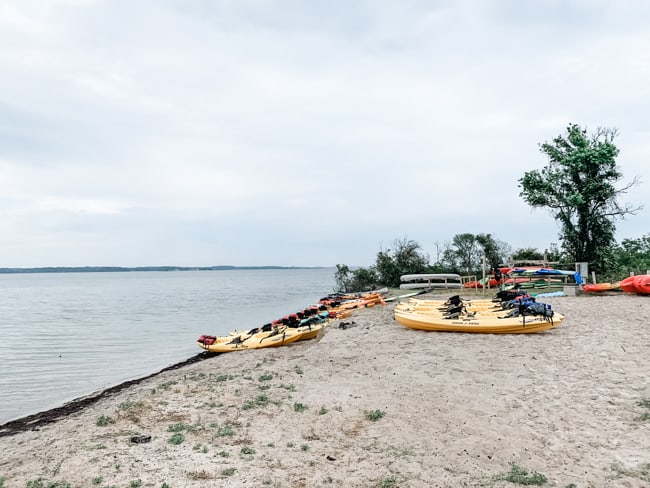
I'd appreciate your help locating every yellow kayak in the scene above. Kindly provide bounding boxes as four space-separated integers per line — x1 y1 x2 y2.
197 327 303 353
395 303 503 314
293 321 326 342
394 309 564 333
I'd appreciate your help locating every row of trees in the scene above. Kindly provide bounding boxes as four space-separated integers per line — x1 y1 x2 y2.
336 124 646 292
335 234 650 292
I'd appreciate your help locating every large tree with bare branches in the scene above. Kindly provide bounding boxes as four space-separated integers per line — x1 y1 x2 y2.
518 123 642 272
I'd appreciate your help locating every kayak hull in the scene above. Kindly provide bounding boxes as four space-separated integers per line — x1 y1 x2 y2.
197 327 303 353
394 310 563 333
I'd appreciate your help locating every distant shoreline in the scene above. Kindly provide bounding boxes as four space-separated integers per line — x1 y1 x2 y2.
0 265 327 274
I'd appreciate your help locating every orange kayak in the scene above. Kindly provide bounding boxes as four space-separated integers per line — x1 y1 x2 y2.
582 282 621 293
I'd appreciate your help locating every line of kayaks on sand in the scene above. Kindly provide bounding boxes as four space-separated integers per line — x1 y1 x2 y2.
196 291 386 353
196 288 565 352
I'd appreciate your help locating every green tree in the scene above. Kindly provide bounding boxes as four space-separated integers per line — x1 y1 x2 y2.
334 264 352 292
334 264 379 292
511 247 545 262
518 124 642 273
375 237 429 287
612 235 650 276
475 233 511 270
448 233 481 275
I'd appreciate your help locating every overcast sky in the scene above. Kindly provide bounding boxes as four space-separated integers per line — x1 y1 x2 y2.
1 0 648 268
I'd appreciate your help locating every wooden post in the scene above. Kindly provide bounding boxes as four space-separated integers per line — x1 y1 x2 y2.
482 256 486 297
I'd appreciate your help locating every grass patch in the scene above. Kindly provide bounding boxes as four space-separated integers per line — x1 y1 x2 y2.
118 400 145 411
217 450 230 458
92 477 103 485
293 402 308 412
168 432 185 445
376 477 398 488
243 394 270 410
153 380 177 394
187 470 212 480
96 415 115 426
259 373 274 382
636 398 650 421
365 410 385 421
215 374 234 382
498 464 547 485
609 462 650 482
212 423 235 437
280 383 297 392
204 401 223 408
167 422 186 432
26 481 71 488
129 480 142 488
255 394 270 406
319 407 329 415
167 422 195 432
240 447 256 455
294 366 304 375
221 468 236 477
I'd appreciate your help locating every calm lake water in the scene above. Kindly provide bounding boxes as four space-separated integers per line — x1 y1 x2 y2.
0 268 336 424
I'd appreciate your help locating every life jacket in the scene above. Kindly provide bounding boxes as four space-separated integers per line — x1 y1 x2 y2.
197 335 216 345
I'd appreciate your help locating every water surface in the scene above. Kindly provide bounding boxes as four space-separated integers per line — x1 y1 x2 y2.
0 268 335 423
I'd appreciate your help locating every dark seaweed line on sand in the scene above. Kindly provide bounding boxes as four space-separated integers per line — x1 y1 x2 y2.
0 351 218 438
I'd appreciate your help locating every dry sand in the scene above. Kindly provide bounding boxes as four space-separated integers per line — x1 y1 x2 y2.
1 293 649 487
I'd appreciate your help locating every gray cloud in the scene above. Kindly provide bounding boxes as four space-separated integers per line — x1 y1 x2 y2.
0 0 648 267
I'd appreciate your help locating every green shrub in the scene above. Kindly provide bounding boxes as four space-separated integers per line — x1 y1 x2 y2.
168 433 185 445
376 477 398 488
167 423 190 432
500 464 547 485
365 410 385 421
26 481 71 488
118 400 144 411
214 424 234 437
96 415 115 426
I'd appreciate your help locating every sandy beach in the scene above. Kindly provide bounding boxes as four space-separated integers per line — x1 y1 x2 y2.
1 293 649 487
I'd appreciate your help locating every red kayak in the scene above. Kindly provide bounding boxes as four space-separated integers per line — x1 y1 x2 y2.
620 276 638 294
633 275 650 295
619 275 650 294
